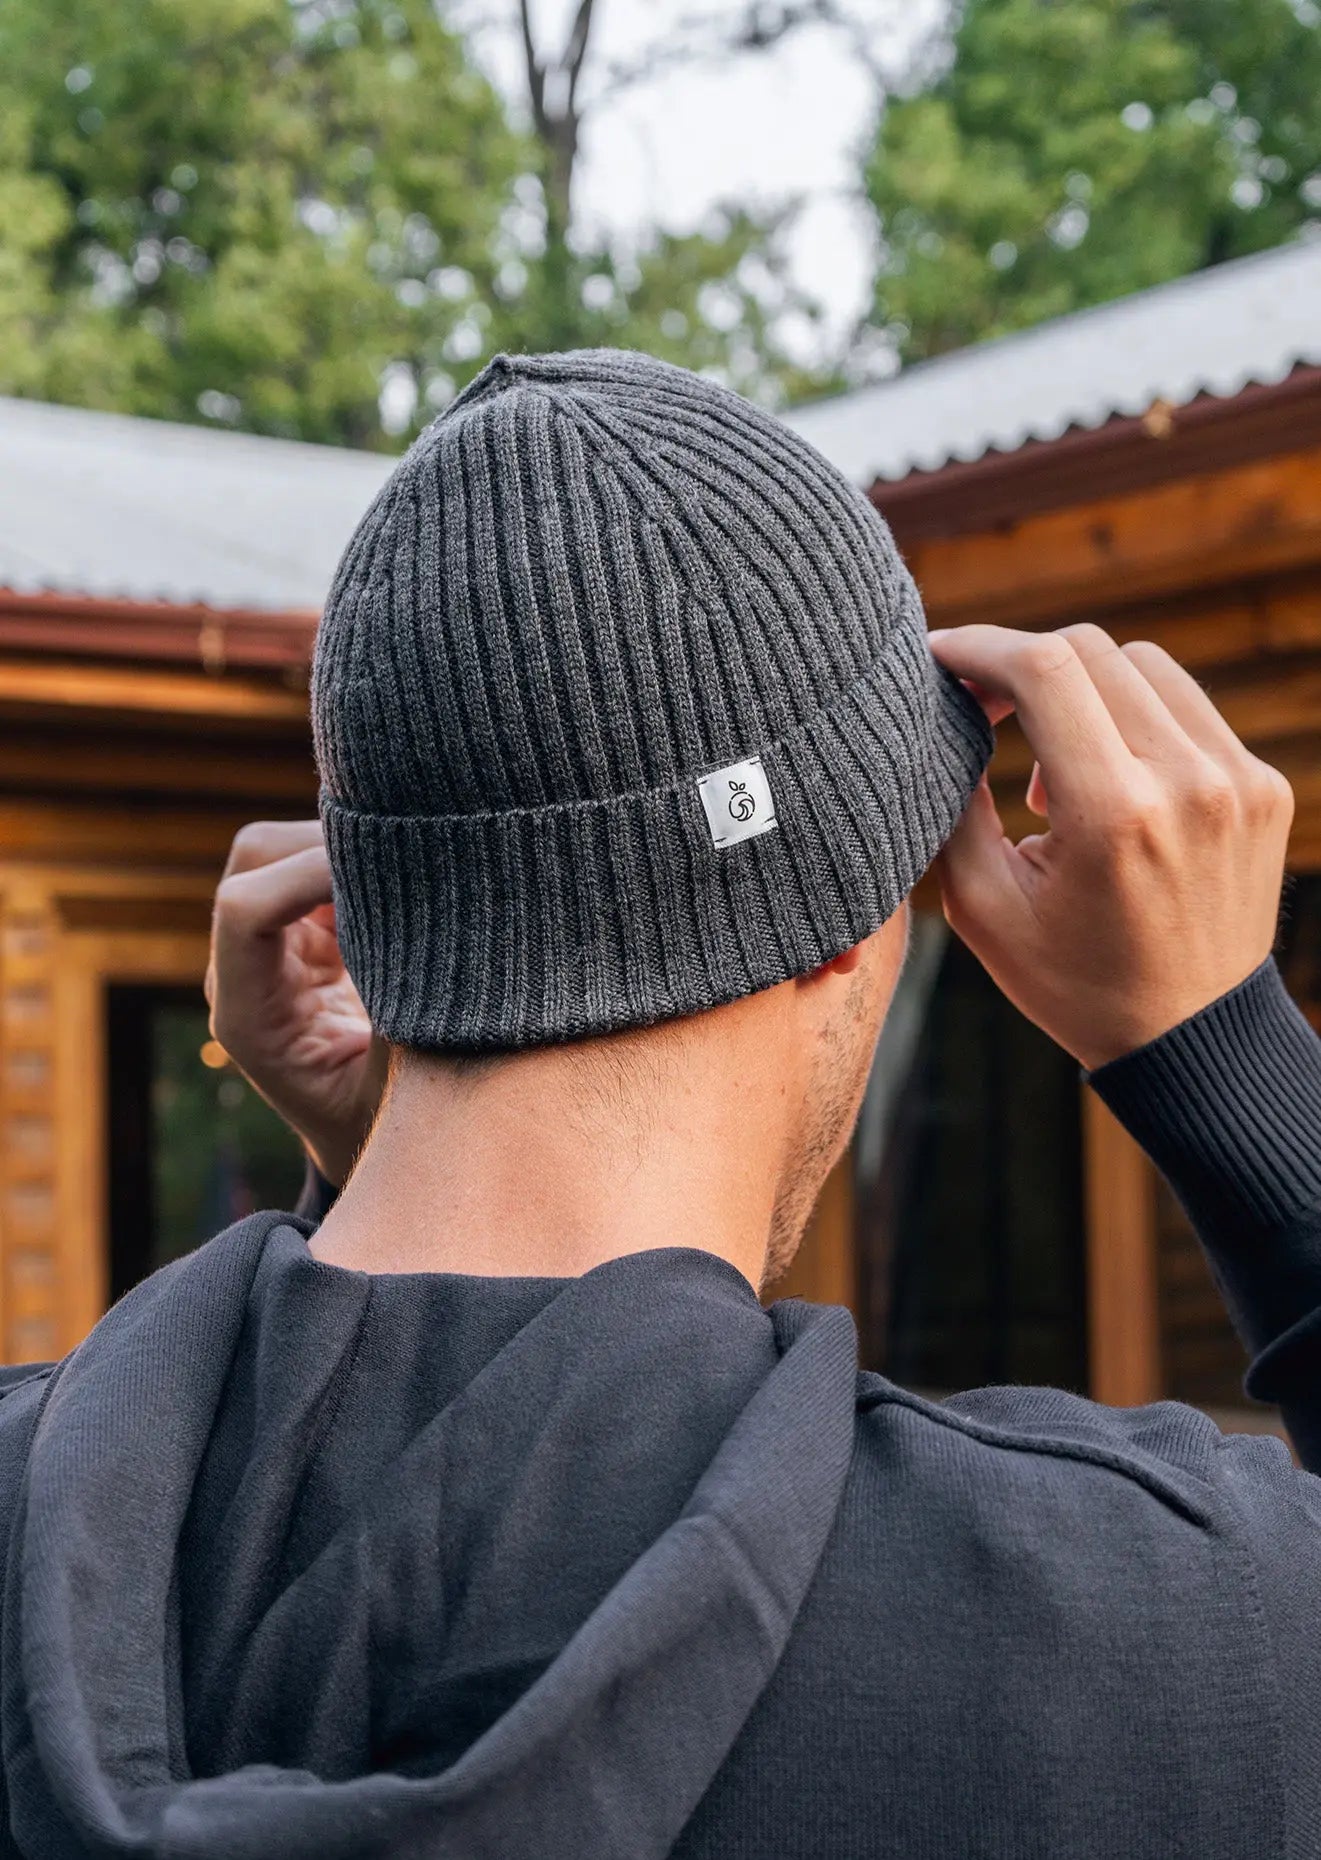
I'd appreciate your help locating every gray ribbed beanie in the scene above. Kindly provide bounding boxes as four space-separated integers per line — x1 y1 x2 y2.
312 349 991 1050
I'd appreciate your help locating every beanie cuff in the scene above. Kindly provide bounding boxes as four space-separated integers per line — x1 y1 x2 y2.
322 616 991 1050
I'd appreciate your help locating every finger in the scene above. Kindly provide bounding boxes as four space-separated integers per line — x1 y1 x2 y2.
221 819 324 882
210 845 335 1035
1026 761 1047 817
929 626 1133 816
214 844 334 942
933 777 1025 947
945 669 1016 730
1119 640 1246 764
1056 623 1201 766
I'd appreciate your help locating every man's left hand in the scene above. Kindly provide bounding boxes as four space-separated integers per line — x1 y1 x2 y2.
205 821 386 1187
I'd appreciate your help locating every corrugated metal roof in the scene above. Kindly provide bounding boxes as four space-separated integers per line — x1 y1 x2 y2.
0 396 393 612
783 238 1321 485
3 237 1318 613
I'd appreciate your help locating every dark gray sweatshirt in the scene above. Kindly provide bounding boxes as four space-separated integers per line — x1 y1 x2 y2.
1 958 1319 1859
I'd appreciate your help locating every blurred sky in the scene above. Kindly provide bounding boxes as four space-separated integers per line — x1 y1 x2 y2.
457 0 948 369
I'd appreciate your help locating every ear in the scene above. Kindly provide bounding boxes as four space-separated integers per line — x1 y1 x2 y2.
798 940 866 987
822 943 865 977
796 908 911 995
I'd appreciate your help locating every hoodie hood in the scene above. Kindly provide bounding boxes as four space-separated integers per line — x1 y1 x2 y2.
0 1216 857 1859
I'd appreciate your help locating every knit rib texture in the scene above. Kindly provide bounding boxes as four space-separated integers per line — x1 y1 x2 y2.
312 348 992 1048
1088 957 1321 1233
1088 955 1321 1392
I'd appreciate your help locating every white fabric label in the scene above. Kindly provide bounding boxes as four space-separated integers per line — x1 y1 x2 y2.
697 755 778 850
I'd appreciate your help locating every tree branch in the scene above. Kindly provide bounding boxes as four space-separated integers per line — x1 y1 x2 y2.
596 0 893 102
517 0 547 135
563 0 599 113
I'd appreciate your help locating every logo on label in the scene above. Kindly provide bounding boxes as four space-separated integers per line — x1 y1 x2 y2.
697 754 777 850
727 779 756 823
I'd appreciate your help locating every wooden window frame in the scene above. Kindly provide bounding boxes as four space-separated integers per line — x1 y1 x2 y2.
0 865 211 1359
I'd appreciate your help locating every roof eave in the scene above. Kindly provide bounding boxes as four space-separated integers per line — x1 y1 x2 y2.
871 363 1321 543
0 587 318 673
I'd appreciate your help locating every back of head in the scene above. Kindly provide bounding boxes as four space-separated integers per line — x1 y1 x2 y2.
311 349 989 1049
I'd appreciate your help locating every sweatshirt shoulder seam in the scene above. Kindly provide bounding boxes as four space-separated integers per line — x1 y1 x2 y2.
0 1369 53 1400
857 1384 1215 1526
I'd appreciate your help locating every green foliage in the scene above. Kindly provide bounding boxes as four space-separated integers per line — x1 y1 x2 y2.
866 0 1321 361
0 0 825 445
497 202 830 405
0 0 527 446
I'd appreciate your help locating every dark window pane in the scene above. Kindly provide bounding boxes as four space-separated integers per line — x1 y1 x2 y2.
1154 1174 1250 1408
106 984 305 1299
853 918 1088 1393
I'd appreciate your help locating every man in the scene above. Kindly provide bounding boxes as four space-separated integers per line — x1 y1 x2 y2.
1 350 1317 1859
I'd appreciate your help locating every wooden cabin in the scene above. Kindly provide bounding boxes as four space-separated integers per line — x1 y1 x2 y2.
0 404 388 1361
782 240 1321 1429
2 243 1318 1429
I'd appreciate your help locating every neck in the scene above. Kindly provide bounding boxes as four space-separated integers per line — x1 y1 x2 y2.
308 1006 799 1289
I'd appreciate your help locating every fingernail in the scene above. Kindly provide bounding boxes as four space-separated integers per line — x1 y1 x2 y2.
928 629 948 642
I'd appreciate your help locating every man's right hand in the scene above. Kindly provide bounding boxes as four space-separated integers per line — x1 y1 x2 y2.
928 623 1294 1072
205 821 387 1187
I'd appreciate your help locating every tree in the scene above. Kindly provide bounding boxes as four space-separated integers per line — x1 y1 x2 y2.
470 0 876 399
0 0 879 443
864 0 1321 363
0 0 527 447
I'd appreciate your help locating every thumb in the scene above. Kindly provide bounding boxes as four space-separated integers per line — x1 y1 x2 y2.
932 778 1021 949
210 844 334 1041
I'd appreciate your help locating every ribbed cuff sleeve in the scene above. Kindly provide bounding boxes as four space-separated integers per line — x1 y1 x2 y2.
1087 958 1321 1366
